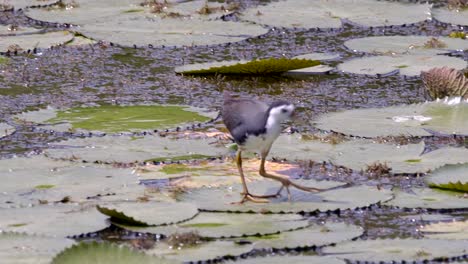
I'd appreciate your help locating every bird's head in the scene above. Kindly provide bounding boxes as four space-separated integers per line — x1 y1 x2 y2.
267 101 295 123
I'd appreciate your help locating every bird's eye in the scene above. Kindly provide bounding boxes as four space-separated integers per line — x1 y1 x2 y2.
281 109 288 113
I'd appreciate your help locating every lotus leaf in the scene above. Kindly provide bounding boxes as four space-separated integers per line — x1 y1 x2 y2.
245 222 363 250
344 36 468 55
0 123 14 138
1 0 57 10
51 241 176 264
385 188 468 210
0 204 109 237
0 31 74 52
232 255 346 264
146 240 253 262
322 238 468 262
427 164 468 193
423 220 468 240
0 232 75 264
180 179 392 213
96 202 198 226
337 55 467 76
118 212 309 238
433 8 468 26
241 0 430 28
44 135 226 163
314 100 468 137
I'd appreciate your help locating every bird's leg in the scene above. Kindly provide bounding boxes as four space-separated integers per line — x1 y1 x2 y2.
233 150 269 204
259 150 326 201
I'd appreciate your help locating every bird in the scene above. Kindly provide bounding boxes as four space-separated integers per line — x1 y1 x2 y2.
222 91 326 203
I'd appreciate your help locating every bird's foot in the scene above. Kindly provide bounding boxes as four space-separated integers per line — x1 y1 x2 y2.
232 192 270 204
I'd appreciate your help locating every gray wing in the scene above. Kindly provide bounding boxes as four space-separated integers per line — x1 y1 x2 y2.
222 97 269 143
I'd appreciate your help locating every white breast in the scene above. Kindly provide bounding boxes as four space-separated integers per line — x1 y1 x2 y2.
241 114 282 154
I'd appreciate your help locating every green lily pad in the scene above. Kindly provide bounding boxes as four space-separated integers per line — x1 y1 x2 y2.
314 100 468 137
268 134 335 162
423 220 468 240
0 123 14 138
96 202 198 226
433 8 468 26
0 232 75 264
385 188 468 210
0 204 109 237
146 240 253 263
241 0 431 29
15 105 214 133
1 0 57 10
244 222 363 250
337 54 467 76
0 25 39 35
232 256 346 264
118 212 309 238
179 179 392 213
0 31 74 52
427 164 468 193
292 53 340 61
175 58 320 76
330 141 468 174
322 238 468 262
344 36 468 55
44 135 226 163
51 241 176 264
0 155 144 207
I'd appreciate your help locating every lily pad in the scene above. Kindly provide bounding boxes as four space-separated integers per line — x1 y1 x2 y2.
175 58 320 76
232 256 346 264
241 0 431 29
15 105 214 133
433 8 468 26
0 25 39 35
0 123 14 138
385 188 468 210
179 179 392 213
322 238 468 262
423 220 468 240
118 212 309 238
293 52 340 61
0 155 142 207
146 240 253 263
314 100 468 137
344 36 468 55
0 232 75 264
269 134 335 162
0 31 74 52
244 222 363 250
1 0 57 10
44 135 226 163
330 141 468 174
427 164 468 193
96 202 198 226
0 204 109 237
51 241 176 264
337 54 467 76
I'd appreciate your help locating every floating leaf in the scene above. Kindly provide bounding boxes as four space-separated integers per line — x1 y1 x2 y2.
344 36 468 55
44 135 225 163
0 123 14 138
0 156 143 207
1 0 57 10
292 53 340 61
118 212 309 238
268 134 335 162
337 54 467 76
385 188 467 210
231 255 346 264
175 58 320 76
423 220 468 240
0 31 74 52
433 7 468 26
426 164 468 193
0 232 75 264
0 25 39 35
180 179 391 213
241 0 430 28
51 241 175 264
244 222 363 250
322 238 468 262
0 204 109 237
314 100 468 137
96 202 198 226
146 240 253 263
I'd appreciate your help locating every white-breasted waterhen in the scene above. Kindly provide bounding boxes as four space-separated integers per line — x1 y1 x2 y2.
222 92 326 203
